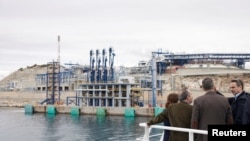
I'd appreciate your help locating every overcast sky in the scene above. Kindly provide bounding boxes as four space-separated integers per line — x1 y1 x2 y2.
1 0 250 80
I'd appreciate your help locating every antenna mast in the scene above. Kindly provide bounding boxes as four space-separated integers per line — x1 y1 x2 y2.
57 35 61 64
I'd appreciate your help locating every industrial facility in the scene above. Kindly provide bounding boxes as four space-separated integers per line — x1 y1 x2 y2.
68 47 142 107
1 47 250 108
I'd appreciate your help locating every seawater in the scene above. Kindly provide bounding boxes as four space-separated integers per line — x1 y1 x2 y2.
0 107 161 141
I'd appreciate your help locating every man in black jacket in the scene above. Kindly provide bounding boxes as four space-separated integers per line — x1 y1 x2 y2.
229 79 250 125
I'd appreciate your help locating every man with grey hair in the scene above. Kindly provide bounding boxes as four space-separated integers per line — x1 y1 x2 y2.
191 77 233 141
166 89 193 141
178 89 193 103
148 89 193 141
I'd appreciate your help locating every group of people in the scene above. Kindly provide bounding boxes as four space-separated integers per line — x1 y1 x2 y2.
147 77 250 141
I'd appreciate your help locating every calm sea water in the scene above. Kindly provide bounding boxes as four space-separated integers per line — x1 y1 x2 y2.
0 107 161 141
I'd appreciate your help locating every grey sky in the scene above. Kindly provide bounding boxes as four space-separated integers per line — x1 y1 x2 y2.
1 0 250 80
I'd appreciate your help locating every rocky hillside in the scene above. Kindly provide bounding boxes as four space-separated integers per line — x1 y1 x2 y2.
0 64 48 91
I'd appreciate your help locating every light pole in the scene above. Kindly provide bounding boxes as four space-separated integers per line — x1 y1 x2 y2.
151 53 157 107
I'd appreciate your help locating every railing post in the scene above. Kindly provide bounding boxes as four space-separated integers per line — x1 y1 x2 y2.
139 123 150 141
189 131 194 141
142 125 150 141
159 131 164 141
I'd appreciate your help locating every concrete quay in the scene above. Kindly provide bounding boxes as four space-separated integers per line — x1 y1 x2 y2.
29 105 155 117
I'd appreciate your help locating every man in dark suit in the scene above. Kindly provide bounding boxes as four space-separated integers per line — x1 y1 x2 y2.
191 77 233 141
229 79 250 125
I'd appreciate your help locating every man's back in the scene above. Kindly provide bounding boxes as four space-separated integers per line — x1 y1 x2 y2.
168 102 193 141
191 91 233 141
168 102 193 127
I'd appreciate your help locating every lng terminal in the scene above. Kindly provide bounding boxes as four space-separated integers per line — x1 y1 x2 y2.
1 48 250 116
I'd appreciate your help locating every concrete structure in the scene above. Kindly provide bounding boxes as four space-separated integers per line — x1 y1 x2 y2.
73 83 139 107
30 105 154 117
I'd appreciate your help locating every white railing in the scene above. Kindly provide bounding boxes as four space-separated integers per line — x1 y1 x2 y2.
137 123 208 141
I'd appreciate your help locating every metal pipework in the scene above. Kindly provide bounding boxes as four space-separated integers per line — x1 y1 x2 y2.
96 57 101 83
96 49 100 70
91 58 95 83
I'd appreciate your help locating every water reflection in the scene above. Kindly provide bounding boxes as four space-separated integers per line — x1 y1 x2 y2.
46 113 56 119
70 114 80 121
96 115 106 125
0 108 159 141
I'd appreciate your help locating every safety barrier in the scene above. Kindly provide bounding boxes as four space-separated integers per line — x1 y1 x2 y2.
137 123 208 141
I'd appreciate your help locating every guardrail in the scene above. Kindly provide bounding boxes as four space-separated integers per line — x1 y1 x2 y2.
137 123 208 141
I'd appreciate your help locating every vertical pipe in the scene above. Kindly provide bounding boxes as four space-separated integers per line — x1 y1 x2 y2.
92 58 95 83
109 47 112 81
102 49 105 68
90 50 93 67
111 52 115 82
109 47 112 67
90 50 93 83
96 49 99 70
152 53 157 107
57 35 60 64
102 49 105 83
57 36 61 103
97 57 101 82
103 57 107 83
96 49 99 83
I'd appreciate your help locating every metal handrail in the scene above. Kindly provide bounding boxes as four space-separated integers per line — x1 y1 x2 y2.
138 123 208 141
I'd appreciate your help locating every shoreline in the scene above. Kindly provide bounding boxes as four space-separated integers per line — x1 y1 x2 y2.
0 90 233 107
